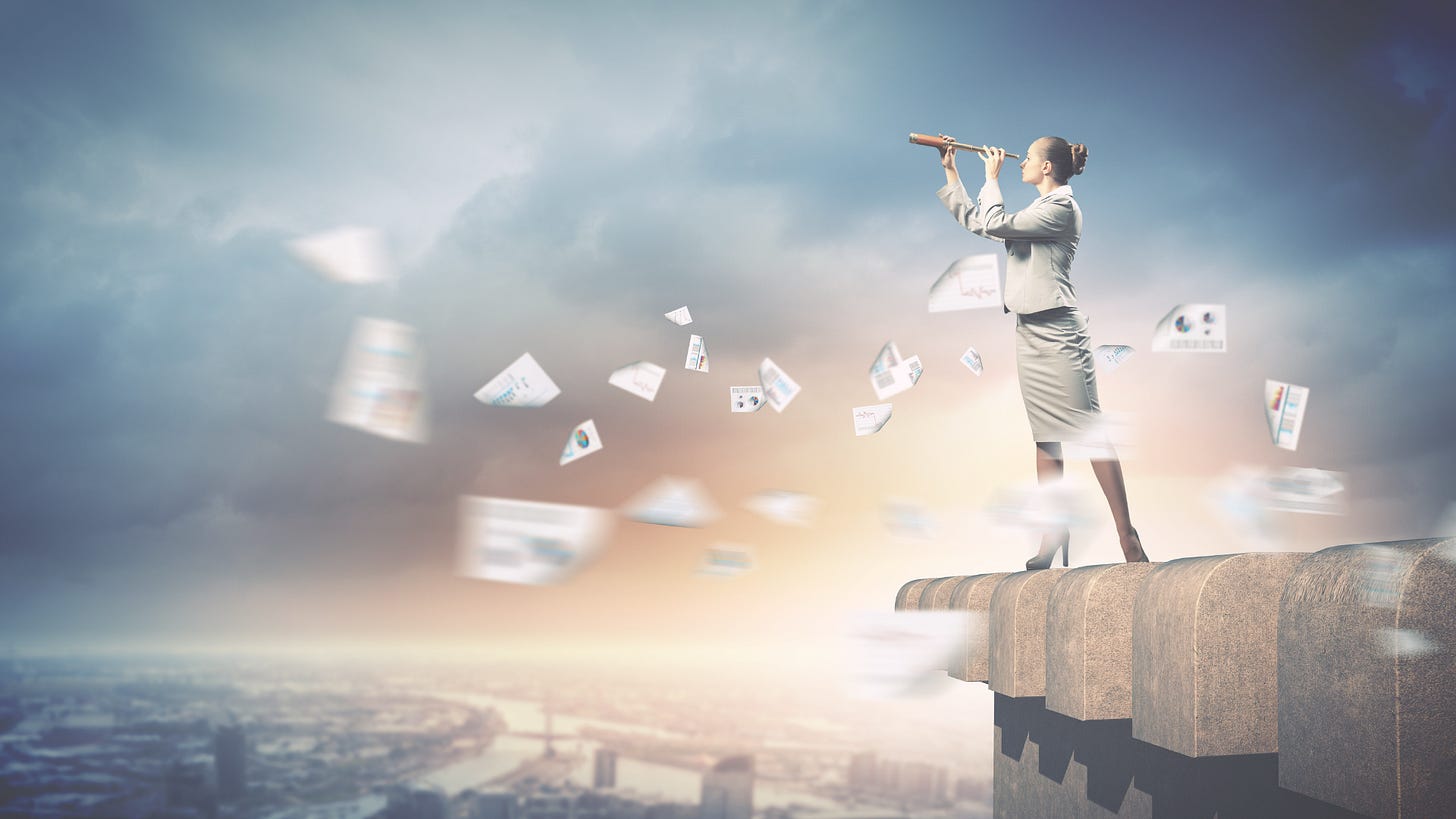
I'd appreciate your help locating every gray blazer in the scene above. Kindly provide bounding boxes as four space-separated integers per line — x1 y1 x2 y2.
937 179 1082 315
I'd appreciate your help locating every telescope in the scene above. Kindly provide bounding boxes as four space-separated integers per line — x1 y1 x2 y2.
908 133 1020 159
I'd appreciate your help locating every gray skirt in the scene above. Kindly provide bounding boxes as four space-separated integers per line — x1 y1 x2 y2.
1014 306 1101 443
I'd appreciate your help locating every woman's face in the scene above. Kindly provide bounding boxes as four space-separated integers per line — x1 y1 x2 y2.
1019 142 1051 185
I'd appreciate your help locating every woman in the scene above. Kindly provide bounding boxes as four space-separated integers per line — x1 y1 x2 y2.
935 135 1149 569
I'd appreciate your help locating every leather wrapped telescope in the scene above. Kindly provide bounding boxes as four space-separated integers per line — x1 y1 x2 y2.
908 133 1020 159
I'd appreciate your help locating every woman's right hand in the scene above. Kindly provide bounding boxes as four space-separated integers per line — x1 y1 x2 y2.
937 133 957 172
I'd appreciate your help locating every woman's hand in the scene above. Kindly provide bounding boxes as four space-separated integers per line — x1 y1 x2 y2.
981 145 1006 181
937 133 957 172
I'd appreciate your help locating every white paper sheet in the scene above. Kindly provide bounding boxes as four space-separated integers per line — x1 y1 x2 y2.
853 403 893 436
559 418 604 465
1153 304 1227 352
1265 379 1309 451
289 226 391 284
759 357 801 413
960 346 984 376
684 334 709 372
664 306 693 326
608 361 666 402
730 386 765 413
928 254 1001 312
456 496 613 585
621 476 720 528
475 353 562 407
1094 344 1135 371
327 318 428 443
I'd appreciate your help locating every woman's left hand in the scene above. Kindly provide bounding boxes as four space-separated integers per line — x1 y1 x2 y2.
981 145 1006 181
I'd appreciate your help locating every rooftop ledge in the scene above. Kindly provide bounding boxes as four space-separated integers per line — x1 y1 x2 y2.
894 537 1456 819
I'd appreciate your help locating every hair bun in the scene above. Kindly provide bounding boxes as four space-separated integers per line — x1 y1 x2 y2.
1069 143 1088 175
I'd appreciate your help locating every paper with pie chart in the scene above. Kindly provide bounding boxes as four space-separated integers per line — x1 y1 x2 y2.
560 418 604 465
1153 304 1226 352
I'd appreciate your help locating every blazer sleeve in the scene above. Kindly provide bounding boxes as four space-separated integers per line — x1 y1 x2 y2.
936 181 1005 244
976 182 1077 240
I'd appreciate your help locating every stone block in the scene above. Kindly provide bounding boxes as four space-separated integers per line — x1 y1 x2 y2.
1131 552 1307 757
947 573 1011 683
1045 563 1157 721
989 569 1070 697
1278 538 1456 819
894 577 934 611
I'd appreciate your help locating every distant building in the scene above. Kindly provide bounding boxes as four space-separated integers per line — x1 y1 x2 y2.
213 724 246 801
700 755 753 819
594 748 618 789
523 792 573 819
471 790 519 819
384 786 447 819
847 752 877 791
164 760 217 819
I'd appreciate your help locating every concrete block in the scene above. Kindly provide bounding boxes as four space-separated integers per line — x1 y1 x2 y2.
992 695 1359 818
947 573 1011 683
989 569 1070 697
1132 552 1307 757
1045 563 1158 721
919 575 972 611
1278 538 1456 819
894 577 934 611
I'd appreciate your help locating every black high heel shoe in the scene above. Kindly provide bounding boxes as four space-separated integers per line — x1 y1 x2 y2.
1025 539 1069 571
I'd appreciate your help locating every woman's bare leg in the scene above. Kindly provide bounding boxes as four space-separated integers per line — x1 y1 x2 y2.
1035 442 1069 562
1089 454 1149 562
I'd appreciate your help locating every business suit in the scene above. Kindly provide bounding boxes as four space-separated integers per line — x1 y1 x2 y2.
938 179 1101 444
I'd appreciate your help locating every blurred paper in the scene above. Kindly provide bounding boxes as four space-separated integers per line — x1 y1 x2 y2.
961 346 984 376
847 611 967 699
883 498 936 540
743 490 819 527
869 341 918 400
559 419 603 466
698 543 755 578
665 306 693 326
1263 467 1346 514
289 226 391 284
609 361 666 402
475 353 561 408
929 254 1001 312
1265 379 1309 451
622 476 720 528
685 334 710 372
1360 546 1411 608
1376 627 1439 658
327 318 428 443
730 385 765 413
1153 303 1226 352
985 478 1092 534
759 358 801 413
456 496 612 585
1094 344 1135 372
907 355 923 384
853 403 893 436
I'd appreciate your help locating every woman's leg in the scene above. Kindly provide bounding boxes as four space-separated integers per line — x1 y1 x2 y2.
1089 454 1149 562
1035 442 1069 563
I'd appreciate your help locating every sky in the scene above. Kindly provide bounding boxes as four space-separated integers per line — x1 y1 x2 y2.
2 0 1454 668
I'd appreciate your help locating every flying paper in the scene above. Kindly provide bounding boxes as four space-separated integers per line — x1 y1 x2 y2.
1094 344 1135 371
456 496 613 585
609 361 666 402
327 318 428 443
759 358 801 413
698 544 755 578
743 490 819 527
853 403 894 436
685 334 709 372
1153 304 1226 352
730 386 765 413
289 226 391 284
929 254 1001 312
665 306 693 326
475 353 561 408
960 346 984 376
560 419 603 466
1265 379 1309 451
622 476 720 528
